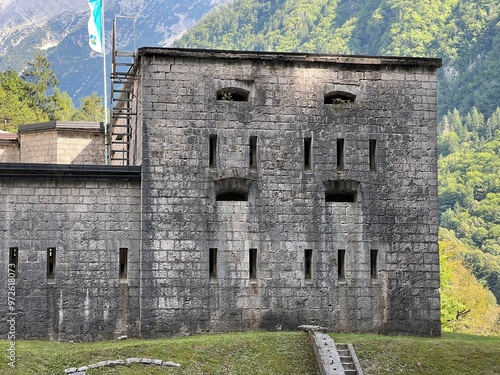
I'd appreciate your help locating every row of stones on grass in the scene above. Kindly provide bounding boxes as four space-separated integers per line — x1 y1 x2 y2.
64 357 181 374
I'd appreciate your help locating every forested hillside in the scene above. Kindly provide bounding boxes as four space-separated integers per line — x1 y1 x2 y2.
175 0 500 333
0 53 105 132
438 108 500 302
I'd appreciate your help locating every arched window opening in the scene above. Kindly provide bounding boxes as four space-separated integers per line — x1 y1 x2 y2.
324 179 359 203
217 87 250 102
214 176 252 202
324 91 356 104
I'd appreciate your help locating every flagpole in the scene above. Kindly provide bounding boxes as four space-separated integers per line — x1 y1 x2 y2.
102 0 109 165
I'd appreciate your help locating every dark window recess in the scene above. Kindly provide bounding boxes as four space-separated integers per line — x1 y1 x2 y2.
371 249 378 280
249 136 258 170
338 249 346 281
47 247 56 279
9 247 18 279
369 139 377 172
209 134 217 169
337 138 345 171
325 191 357 203
216 191 248 201
304 249 313 280
304 137 312 170
209 248 217 279
249 248 257 280
119 248 128 279
217 88 249 101
324 91 356 104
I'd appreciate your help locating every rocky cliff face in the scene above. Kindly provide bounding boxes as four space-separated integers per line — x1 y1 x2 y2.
0 1 87 59
0 0 228 101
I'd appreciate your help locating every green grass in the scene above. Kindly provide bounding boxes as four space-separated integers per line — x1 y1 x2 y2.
1 331 500 374
0 331 318 375
331 332 500 375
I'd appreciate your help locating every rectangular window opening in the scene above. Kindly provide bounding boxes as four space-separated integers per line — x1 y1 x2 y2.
338 249 346 281
249 248 257 280
325 191 357 203
371 249 378 280
304 249 312 280
249 136 258 170
209 134 217 169
9 247 18 279
47 247 56 279
209 248 217 279
216 192 248 201
369 139 377 172
304 137 312 170
119 248 128 280
337 138 345 171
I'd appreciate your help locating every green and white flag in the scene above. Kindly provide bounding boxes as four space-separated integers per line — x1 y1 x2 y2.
88 0 103 53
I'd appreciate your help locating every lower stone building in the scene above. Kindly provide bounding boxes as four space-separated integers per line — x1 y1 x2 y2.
0 48 442 341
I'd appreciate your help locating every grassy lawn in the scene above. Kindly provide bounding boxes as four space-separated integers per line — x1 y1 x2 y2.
331 332 500 375
0 331 318 375
1 331 499 374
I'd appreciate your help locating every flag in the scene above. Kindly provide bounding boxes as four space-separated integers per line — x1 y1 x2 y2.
88 0 103 53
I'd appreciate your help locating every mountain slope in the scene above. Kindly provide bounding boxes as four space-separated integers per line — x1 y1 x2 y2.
174 0 500 119
0 0 229 102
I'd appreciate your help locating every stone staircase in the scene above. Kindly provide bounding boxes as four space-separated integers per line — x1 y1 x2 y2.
336 343 363 375
298 325 364 375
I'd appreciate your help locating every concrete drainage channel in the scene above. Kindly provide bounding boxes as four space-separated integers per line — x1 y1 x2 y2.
299 325 364 375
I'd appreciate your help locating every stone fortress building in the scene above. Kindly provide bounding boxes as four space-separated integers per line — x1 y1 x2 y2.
0 48 442 341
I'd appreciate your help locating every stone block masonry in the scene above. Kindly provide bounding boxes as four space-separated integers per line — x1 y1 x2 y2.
0 165 141 341
18 122 105 164
135 49 442 337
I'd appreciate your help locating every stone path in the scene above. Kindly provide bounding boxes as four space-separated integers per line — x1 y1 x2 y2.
64 357 181 374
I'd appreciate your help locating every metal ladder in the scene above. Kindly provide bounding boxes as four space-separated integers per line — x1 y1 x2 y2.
110 16 137 166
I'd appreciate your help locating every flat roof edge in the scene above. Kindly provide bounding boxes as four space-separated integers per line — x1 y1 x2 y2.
18 121 104 134
0 163 141 180
137 47 442 68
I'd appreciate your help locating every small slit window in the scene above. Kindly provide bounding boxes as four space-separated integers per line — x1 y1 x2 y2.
337 138 345 171
209 134 217 169
9 247 18 279
369 139 377 172
324 91 356 104
249 248 257 280
119 248 128 280
304 137 312 170
47 247 56 279
338 249 346 281
304 249 312 280
217 87 249 102
249 136 258 170
371 249 378 280
209 248 217 279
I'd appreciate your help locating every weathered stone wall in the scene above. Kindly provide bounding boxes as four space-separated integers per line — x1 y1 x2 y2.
137 49 441 337
56 132 104 164
0 141 20 162
20 131 58 163
18 122 104 164
0 174 141 341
